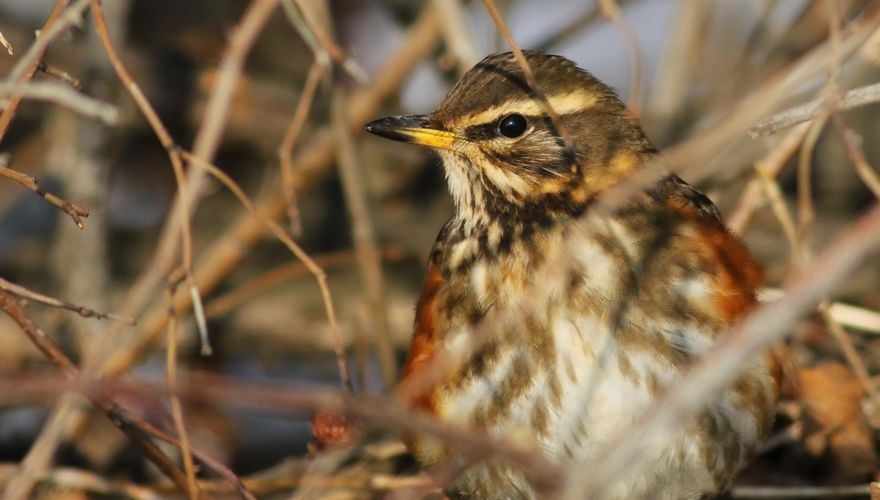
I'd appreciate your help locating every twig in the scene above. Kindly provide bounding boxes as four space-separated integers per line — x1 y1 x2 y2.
0 0 88 142
1 465 163 500
749 80 880 137
432 0 478 74
204 248 403 320
283 0 368 84
818 302 880 413
0 164 89 228
0 30 13 55
37 61 82 89
96 2 441 382
833 114 880 198
0 277 134 324
482 0 576 165
795 109 826 249
278 61 322 236
648 0 707 126
178 149 354 394
0 82 117 123
732 483 872 498
332 84 396 389
90 0 210 357
598 0 643 117
164 280 199 499
0 290 193 496
728 123 811 233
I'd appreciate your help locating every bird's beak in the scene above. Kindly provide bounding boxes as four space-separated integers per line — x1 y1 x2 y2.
363 115 457 151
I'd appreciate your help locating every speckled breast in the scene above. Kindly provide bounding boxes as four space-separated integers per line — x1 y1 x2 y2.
402 205 779 499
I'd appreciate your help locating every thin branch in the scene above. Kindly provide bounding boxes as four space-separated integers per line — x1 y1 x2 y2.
598 0 644 117
90 0 208 356
178 149 354 394
0 0 87 142
833 114 880 198
0 290 193 496
332 85 396 388
749 80 880 137
0 277 134 325
0 82 116 123
432 0 479 74
0 164 89 228
0 30 13 55
732 484 872 498
204 248 403 320
818 302 880 412
278 61 322 236
728 122 811 234
164 280 199 499
37 61 82 89
96 2 441 381
283 0 368 84
482 0 576 165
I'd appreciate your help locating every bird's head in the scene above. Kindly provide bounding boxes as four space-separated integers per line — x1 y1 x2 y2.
365 51 656 228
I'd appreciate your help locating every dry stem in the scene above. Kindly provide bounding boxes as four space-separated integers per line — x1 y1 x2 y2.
0 164 89 228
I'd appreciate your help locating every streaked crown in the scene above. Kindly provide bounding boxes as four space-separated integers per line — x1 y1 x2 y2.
365 51 656 229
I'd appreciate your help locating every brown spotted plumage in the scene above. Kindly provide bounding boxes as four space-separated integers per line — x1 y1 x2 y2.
364 52 779 499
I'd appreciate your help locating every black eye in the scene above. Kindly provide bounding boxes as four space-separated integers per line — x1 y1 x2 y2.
497 114 527 138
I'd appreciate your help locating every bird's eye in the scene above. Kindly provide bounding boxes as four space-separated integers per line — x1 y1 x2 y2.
497 114 528 138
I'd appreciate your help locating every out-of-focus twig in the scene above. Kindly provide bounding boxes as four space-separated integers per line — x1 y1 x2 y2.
728 123 811 234
432 0 478 74
97 2 441 381
795 109 826 248
89 0 208 355
649 0 708 129
278 61 322 236
37 61 82 89
834 114 880 199
598 0 643 117
732 484 873 498
0 277 134 324
178 149 354 394
0 0 88 142
0 163 90 228
819 303 880 412
0 82 116 123
0 31 13 55
482 0 575 164
332 85 396 389
204 247 403 320
282 0 368 84
749 81 880 137
164 279 199 500
0 290 193 497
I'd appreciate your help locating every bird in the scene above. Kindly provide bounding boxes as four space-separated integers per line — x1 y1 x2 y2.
362 51 781 499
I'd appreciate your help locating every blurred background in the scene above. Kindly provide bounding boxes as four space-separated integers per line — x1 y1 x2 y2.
0 0 879 498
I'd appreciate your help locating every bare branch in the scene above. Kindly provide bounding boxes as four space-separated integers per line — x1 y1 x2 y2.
0 164 89 229
0 82 118 124
0 277 134 325
749 81 880 137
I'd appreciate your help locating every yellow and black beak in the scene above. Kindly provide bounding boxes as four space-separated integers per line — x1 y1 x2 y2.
363 115 457 151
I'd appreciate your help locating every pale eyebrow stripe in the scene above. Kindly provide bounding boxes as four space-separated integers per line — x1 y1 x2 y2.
450 89 599 127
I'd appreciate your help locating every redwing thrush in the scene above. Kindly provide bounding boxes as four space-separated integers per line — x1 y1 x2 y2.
364 52 780 499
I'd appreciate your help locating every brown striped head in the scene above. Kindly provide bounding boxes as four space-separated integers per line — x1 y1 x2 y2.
366 52 656 227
